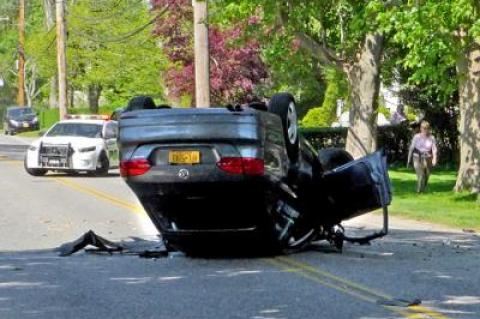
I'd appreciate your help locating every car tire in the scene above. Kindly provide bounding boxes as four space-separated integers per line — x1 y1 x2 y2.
317 148 354 172
126 96 156 112
24 157 47 176
268 93 300 162
95 152 109 176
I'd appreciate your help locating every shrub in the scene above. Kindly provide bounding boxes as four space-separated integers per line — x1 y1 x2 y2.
301 68 348 128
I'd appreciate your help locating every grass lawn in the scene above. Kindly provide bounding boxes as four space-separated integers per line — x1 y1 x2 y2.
388 168 479 230
16 131 44 138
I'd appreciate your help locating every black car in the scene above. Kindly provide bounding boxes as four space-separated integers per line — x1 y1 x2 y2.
3 106 39 135
118 93 391 255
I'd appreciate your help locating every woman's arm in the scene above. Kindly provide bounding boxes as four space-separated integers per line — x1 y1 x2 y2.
431 136 438 166
407 135 417 166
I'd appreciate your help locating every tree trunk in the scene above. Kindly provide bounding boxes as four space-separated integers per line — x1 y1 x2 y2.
454 45 480 193
345 33 384 159
87 84 102 114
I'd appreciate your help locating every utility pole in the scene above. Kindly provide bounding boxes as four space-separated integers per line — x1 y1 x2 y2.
56 0 68 119
17 0 26 107
43 0 57 108
193 0 210 108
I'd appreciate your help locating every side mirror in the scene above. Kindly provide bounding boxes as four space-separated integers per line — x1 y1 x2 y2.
102 125 117 139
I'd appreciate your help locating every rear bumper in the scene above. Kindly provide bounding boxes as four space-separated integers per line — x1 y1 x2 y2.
8 123 39 133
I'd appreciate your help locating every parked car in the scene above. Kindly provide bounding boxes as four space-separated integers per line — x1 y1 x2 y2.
24 114 119 176
3 106 39 135
118 93 391 255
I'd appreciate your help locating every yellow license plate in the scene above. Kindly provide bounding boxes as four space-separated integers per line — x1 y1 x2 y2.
23 123 29 128
168 150 200 165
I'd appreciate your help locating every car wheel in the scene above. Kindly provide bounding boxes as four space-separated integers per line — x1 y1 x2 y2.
317 148 354 171
95 152 109 176
24 157 47 176
126 96 156 111
268 93 300 162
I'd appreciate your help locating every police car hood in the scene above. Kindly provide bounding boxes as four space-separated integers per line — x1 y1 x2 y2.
37 136 101 149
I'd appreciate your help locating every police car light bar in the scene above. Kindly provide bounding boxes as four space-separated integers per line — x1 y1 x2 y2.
65 114 110 120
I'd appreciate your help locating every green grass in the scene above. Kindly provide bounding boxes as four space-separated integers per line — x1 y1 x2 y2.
389 168 480 230
16 130 44 137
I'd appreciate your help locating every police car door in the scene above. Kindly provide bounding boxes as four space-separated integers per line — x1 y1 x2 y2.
104 121 119 167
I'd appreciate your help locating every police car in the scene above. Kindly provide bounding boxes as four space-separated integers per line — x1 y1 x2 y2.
24 115 119 176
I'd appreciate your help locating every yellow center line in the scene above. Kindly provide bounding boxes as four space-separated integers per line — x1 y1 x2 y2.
3 159 144 215
51 177 144 215
271 257 449 319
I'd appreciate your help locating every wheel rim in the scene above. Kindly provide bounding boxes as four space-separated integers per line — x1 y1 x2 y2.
287 228 316 248
287 101 298 144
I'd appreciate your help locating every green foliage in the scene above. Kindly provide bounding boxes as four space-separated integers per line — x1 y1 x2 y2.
67 0 168 104
301 107 334 128
405 106 417 122
386 0 479 102
378 105 390 120
6 0 170 109
301 69 347 127
35 105 120 130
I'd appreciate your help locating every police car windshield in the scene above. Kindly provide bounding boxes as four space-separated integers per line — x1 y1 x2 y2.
8 108 35 118
47 123 103 138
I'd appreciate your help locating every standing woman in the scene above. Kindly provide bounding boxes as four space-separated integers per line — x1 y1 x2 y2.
407 121 438 193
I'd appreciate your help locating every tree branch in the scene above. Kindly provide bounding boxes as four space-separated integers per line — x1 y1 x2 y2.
71 5 169 44
275 1 344 71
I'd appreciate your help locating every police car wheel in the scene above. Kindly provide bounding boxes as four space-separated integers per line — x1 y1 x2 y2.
24 157 47 176
95 152 109 176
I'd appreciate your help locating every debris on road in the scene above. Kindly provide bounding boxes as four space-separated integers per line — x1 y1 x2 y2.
58 230 123 256
377 298 422 307
58 230 169 258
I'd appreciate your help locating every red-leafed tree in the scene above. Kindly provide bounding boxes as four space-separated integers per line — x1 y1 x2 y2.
151 0 267 105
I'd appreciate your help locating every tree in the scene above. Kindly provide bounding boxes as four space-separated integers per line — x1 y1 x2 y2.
65 0 169 112
0 1 22 105
391 1 480 193
215 0 394 158
301 68 348 127
151 0 268 106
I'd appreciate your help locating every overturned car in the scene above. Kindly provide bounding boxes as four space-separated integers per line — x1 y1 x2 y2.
118 94 391 255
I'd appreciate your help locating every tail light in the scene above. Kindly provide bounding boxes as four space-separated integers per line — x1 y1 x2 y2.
217 157 264 176
120 159 151 177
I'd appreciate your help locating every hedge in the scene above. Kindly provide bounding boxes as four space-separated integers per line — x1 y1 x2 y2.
300 124 458 165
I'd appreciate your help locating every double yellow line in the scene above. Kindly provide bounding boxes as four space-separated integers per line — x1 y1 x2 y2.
268 257 449 319
51 177 144 215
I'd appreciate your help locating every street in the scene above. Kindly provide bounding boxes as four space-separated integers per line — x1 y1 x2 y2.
0 136 479 319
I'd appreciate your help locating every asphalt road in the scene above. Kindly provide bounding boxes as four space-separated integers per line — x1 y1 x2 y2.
1 135 479 319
